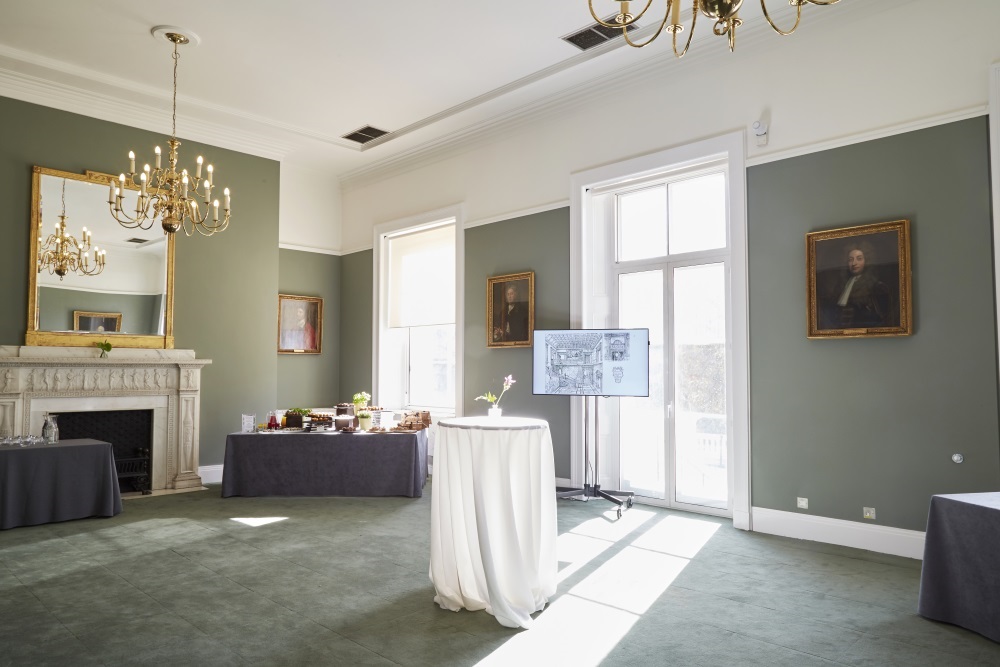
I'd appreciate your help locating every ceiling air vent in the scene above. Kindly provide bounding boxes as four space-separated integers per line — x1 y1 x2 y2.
125 238 147 244
563 15 639 51
342 125 390 145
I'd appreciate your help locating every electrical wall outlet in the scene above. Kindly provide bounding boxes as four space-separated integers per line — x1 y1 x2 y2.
796 497 808 509
863 507 876 520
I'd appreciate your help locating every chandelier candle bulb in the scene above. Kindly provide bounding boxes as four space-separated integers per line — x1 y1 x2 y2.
155 145 161 168
181 174 188 198
207 164 213 186
129 151 135 174
224 188 230 209
671 0 679 25
196 155 203 178
108 178 115 204
213 200 219 221
140 172 147 196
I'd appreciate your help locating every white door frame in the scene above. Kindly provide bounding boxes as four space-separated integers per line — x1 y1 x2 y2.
570 132 751 529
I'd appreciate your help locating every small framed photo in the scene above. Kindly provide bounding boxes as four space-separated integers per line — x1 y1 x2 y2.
487 271 534 349
807 219 912 338
278 294 322 354
74 311 122 333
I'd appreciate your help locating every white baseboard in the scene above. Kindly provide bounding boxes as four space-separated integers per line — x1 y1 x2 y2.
198 464 223 484
555 477 573 488
751 507 924 560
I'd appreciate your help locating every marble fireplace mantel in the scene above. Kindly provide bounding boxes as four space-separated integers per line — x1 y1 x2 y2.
0 346 212 491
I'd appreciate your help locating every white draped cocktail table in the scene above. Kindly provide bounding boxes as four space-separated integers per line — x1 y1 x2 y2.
430 416 557 629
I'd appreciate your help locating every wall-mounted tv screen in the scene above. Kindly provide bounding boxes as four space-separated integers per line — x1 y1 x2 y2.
532 328 649 397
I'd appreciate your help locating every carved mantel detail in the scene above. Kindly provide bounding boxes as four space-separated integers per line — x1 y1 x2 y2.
0 346 212 491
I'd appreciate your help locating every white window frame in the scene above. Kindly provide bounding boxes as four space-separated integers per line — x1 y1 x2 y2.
372 205 465 417
570 132 750 530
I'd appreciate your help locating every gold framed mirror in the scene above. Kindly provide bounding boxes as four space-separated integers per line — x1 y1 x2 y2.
27 165 175 349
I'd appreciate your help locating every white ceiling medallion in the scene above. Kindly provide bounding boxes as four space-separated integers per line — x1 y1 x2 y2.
151 26 201 47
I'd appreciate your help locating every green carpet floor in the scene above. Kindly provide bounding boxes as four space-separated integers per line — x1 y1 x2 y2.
0 483 997 666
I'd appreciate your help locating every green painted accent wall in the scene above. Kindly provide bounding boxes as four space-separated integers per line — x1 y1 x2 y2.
465 209 572 477
278 249 340 408
747 117 1000 530
38 287 160 334
0 95 280 467
339 249 374 403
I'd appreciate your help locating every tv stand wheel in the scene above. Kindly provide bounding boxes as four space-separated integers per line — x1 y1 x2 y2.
616 507 623 519
626 497 633 509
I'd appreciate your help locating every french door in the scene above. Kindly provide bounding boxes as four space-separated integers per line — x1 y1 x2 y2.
610 172 734 516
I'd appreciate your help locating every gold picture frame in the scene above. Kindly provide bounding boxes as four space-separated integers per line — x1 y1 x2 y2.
487 271 534 349
73 311 122 333
807 219 912 338
277 294 323 354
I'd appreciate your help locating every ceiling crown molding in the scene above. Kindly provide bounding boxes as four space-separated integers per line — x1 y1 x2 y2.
0 65 291 161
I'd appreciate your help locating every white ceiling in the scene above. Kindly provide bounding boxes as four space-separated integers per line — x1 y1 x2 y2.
0 0 844 177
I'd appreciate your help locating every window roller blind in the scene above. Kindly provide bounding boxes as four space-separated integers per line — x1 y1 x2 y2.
387 224 455 328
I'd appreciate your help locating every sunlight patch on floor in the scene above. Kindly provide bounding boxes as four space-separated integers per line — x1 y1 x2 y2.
478 511 723 666
630 515 721 558
230 517 289 527
556 532 613 584
568 507 655 542
569 545 689 615
474 595 638 667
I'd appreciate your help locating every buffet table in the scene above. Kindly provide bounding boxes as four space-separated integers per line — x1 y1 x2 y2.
918 492 1000 642
0 438 122 530
222 430 428 498
430 417 557 629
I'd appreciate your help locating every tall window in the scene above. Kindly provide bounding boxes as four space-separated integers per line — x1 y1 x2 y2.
378 221 457 413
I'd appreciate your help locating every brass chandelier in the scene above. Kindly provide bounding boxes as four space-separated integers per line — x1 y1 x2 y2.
38 179 106 280
589 0 839 56
109 28 231 236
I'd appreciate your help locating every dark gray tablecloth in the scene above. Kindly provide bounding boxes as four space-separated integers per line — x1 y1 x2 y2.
918 492 1000 642
0 438 123 530
222 430 428 498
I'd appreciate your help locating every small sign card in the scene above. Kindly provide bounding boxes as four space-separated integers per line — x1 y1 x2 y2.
241 414 256 433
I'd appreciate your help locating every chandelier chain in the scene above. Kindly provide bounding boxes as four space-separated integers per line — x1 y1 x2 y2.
171 41 179 140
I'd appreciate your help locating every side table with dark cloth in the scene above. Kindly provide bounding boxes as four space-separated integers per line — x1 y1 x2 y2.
0 439 123 530
222 430 428 498
918 492 1000 642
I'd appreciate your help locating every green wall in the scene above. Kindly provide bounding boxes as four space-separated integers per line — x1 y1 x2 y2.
464 210 572 477
747 117 1000 530
278 248 340 408
339 249 374 402
0 95 280 467
38 287 161 334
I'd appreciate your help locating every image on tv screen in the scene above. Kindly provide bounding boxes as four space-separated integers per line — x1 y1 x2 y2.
532 328 649 397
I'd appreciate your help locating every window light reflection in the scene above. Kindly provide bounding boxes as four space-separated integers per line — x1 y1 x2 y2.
478 512 722 667
230 517 288 527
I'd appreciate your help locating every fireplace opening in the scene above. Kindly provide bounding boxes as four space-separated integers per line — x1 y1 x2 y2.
56 409 153 494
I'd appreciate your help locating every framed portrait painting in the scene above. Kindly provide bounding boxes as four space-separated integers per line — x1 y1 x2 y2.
807 219 912 339
73 311 122 333
487 271 534 349
277 294 322 354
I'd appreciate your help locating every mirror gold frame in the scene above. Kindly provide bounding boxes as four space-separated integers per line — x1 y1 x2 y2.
26 165 175 349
